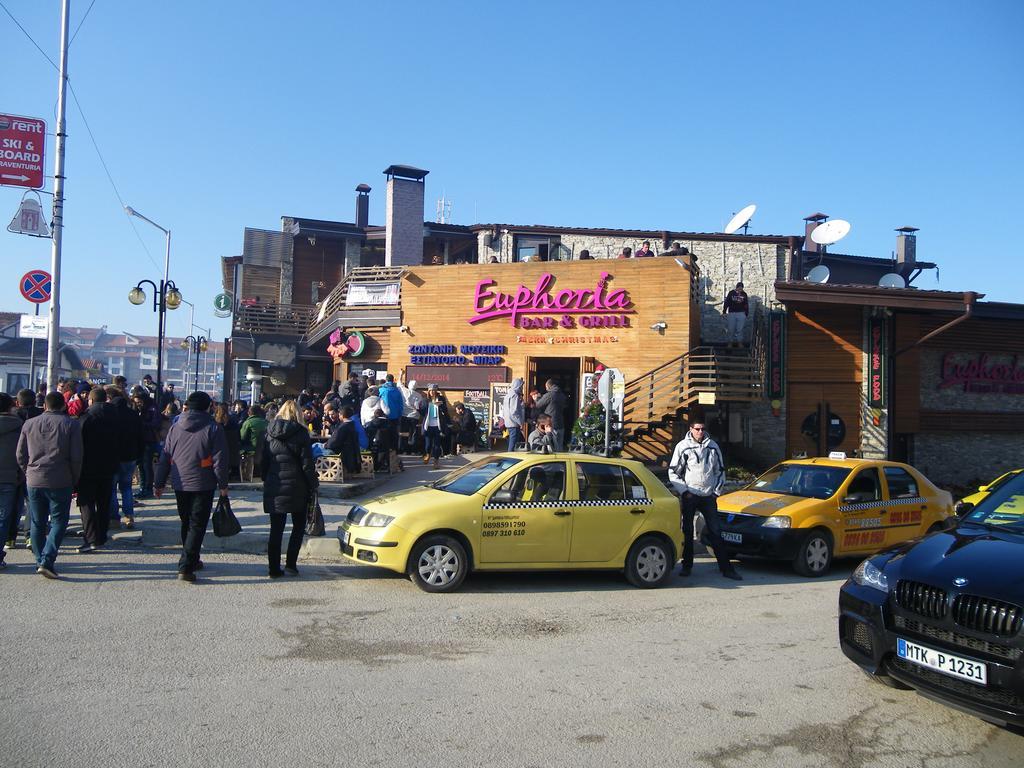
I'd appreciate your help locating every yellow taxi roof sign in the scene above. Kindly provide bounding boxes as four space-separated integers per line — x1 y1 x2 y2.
828 451 848 460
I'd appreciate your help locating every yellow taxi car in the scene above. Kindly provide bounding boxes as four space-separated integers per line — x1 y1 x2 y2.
959 468 1023 509
714 454 954 577
337 453 683 592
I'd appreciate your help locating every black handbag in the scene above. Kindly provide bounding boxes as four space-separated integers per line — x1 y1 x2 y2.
305 491 326 537
212 494 242 537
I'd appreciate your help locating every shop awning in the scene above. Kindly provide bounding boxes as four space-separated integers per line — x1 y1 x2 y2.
774 281 978 312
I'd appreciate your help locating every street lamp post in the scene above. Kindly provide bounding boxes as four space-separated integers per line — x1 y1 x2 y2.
129 279 182 401
180 335 208 393
125 205 173 391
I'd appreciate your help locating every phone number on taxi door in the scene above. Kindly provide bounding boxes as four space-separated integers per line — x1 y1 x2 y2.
482 520 527 537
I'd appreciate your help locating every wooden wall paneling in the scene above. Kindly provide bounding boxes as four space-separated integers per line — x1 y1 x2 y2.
786 306 862 383
786 382 861 458
919 317 1024 353
919 410 1024 432
292 241 345 306
241 265 283 303
893 313 921 433
387 259 695 388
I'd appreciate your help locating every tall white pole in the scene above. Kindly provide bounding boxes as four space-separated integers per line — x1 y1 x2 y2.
45 0 71 389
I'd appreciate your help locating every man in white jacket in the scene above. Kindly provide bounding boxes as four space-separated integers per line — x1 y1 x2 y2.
667 419 741 580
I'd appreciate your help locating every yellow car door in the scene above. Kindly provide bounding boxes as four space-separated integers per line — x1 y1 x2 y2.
479 460 573 564
836 466 889 554
881 465 932 546
568 460 650 562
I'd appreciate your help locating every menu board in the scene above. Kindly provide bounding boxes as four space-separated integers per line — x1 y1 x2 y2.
490 382 511 430
461 389 489 448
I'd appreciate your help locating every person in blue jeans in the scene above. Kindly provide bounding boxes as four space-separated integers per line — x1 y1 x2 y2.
15 392 83 579
0 393 25 568
131 389 160 498
107 386 143 528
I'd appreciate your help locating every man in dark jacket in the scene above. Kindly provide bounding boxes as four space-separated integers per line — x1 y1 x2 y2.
154 392 229 582
16 389 43 422
337 373 361 412
16 392 83 579
132 389 161 499
77 388 120 552
7 390 40 548
535 379 568 451
106 386 144 529
0 393 24 569
326 406 361 475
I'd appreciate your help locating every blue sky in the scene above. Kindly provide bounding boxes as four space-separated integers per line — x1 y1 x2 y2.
2 0 1022 342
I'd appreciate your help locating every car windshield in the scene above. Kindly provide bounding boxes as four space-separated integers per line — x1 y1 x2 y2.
747 463 851 500
432 456 522 496
963 472 1024 534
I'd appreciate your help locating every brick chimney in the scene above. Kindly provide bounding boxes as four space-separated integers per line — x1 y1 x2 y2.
355 184 371 229
384 165 428 267
803 212 828 253
895 226 918 274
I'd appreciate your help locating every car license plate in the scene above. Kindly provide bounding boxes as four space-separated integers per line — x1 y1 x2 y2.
896 638 987 685
340 529 350 546
721 531 742 544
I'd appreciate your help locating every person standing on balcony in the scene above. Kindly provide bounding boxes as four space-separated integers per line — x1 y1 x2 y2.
668 419 741 581
723 282 749 348
635 240 654 257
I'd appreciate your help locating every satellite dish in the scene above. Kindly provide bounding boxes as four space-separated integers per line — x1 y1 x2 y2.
809 219 851 246
806 265 831 284
724 204 757 235
879 273 906 289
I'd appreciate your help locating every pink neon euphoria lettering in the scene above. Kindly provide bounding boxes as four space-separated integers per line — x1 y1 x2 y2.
469 272 633 325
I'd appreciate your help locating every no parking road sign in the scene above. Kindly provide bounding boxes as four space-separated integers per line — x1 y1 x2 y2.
20 270 52 303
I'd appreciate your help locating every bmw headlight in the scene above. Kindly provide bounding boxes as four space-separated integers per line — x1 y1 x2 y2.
762 515 792 529
852 559 890 593
362 512 395 528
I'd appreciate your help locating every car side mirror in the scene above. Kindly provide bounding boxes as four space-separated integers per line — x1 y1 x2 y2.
977 485 989 493
954 500 974 517
491 489 515 504
843 494 860 504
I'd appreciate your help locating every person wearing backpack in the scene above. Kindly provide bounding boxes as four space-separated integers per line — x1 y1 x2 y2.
154 392 228 583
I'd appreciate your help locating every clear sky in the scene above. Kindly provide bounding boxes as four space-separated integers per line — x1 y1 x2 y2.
2 0 1022 343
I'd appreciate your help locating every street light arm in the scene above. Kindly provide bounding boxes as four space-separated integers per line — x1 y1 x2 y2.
125 205 170 236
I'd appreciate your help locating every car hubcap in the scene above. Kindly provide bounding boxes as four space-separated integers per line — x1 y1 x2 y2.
418 545 459 586
806 539 829 572
636 545 667 582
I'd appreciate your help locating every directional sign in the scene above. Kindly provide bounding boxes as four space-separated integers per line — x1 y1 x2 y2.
20 270 52 304
0 114 46 189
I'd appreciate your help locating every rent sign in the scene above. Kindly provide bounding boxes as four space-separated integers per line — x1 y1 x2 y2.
0 113 45 189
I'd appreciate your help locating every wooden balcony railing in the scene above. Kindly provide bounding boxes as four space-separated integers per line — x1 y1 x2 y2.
233 303 317 338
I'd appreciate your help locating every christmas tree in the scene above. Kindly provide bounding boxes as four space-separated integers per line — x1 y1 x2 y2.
571 382 622 455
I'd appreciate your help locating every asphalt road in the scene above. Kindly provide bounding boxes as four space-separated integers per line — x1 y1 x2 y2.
1 541 1020 768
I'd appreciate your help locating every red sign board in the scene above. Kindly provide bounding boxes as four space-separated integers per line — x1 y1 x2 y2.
766 310 786 399
0 113 46 189
867 318 887 407
404 366 508 390
20 270 52 303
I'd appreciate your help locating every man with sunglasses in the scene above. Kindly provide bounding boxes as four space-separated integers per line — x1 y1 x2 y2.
667 419 742 580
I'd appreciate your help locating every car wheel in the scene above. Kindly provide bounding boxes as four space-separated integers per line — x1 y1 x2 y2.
793 529 832 577
625 535 673 588
408 535 468 593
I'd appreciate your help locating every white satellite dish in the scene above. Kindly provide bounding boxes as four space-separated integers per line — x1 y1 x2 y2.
806 265 831 283
879 272 906 289
809 218 851 246
724 204 757 235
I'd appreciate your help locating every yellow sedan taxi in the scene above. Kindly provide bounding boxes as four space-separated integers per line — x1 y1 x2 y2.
714 455 954 577
337 453 683 592
959 468 1023 509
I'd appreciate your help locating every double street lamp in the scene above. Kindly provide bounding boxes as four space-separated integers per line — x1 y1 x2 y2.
125 205 181 401
180 335 208 393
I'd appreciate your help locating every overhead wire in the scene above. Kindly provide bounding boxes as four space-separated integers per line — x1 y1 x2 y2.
0 0 161 273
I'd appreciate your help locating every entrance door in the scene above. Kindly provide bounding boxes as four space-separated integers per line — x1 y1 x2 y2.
531 356 581 439
480 461 573 564
787 383 860 458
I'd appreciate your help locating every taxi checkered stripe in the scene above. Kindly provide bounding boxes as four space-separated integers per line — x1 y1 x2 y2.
838 496 924 513
483 499 653 510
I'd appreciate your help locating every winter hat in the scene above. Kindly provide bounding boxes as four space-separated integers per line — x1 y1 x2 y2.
185 391 212 412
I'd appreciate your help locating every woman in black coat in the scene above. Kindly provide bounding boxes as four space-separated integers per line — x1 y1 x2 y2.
261 400 318 578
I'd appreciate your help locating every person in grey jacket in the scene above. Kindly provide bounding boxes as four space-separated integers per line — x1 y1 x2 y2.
154 392 228 582
501 378 526 452
0 393 24 569
667 419 741 580
15 392 83 579
535 379 568 451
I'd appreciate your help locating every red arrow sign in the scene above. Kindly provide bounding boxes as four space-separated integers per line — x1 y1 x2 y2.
0 114 46 189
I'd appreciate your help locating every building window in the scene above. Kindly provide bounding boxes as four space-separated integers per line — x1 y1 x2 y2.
6 374 29 392
513 235 562 263
140 353 157 370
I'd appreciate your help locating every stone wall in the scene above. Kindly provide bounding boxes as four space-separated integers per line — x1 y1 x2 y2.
385 178 424 267
914 432 1020 488
738 397 787 468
